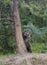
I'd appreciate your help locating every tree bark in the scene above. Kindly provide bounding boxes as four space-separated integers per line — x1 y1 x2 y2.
13 0 27 54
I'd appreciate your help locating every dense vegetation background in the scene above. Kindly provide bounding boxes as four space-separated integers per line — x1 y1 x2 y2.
0 0 47 54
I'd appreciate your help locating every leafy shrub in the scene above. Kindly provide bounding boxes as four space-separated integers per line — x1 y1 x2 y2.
31 43 46 53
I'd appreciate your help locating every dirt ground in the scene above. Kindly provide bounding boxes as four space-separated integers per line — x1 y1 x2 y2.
0 53 47 65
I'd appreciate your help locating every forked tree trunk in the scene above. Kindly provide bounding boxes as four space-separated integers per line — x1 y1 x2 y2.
13 0 27 54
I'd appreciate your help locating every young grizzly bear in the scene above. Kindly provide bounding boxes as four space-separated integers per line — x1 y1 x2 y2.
23 32 32 53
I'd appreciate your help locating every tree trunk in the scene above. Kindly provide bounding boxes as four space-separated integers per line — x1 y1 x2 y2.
13 0 27 54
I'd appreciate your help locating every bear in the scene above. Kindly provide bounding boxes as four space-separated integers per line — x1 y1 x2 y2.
23 31 32 53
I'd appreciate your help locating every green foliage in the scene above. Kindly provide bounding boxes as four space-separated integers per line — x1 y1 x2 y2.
21 0 47 27
0 1 16 54
0 0 47 54
20 0 47 53
4 0 11 5
32 43 46 53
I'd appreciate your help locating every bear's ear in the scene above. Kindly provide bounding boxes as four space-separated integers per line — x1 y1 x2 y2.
24 32 27 36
